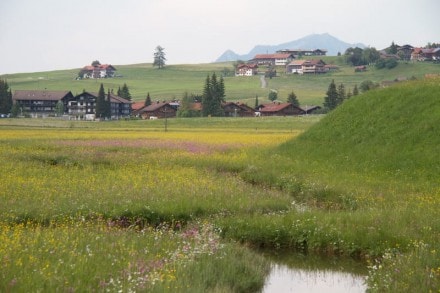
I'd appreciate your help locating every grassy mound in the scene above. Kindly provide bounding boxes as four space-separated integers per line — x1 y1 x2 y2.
278 78 440 185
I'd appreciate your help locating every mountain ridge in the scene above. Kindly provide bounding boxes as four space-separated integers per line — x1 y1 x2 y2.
215 33 366 62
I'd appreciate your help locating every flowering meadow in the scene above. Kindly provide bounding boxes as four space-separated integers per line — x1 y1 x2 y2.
0 117 305 292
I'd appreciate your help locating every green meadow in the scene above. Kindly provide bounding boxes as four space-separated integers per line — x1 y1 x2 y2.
3 59 440 106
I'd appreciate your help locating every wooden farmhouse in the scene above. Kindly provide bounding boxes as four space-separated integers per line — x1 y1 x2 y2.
133 101 177 119
12 90 74 117
67 92 131 120
222 102 255 117
257 102 305 116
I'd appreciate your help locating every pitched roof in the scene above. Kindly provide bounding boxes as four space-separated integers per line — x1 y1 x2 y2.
88 92 131 104
13 90 73 101
82 64 116 71
135 101 176 114
131 101 146 111
253 53 293 59
259 102 294 112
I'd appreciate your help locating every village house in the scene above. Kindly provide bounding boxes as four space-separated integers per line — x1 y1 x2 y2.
12 90 74 117
257 102 304 116
235 63 259 76
397 45 414 61
133 101 177 119
249 53 294 66
286 59 326 74
79 64 116 79
411 47 440 61
222 102 255 117
67 91 131 120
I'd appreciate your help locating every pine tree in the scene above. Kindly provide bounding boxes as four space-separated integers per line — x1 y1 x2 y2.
106 90 112 118
324 79 338 110
353 84 359 96
201 75 212 117
120 83 131 100
254 95 259 109
337 83 346 105
287 91 299 106
0 79 13 114
144 93 152 106
153 46 166 69
95 83 107 119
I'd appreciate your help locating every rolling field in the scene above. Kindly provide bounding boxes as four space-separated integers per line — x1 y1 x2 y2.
3 59 440 107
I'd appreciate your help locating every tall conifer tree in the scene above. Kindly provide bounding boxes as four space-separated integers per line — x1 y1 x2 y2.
287 91 299 106
0 79 12 114
324 79 338 110
95 83 107 119
144 93 152 106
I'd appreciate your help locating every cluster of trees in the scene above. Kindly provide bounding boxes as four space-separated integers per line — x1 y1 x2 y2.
344 47 381 66
177 73 225 117
201 73 225 117
324 80 359 111
95 83 131 119
0 79 13 115
266 90 299 106
117 83 131 100
95 84 111 119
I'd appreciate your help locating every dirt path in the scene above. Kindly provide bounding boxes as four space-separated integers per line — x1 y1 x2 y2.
260 74 267 88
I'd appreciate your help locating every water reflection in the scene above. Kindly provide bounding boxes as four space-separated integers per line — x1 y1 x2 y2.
261 252 367 293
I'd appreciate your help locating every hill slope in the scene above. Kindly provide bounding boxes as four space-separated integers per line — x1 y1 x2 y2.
278 79 440 183
216 33 365 62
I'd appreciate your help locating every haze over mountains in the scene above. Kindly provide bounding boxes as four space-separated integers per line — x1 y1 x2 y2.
215 33 366 62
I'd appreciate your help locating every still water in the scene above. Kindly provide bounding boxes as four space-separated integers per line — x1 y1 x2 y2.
262 252 367 293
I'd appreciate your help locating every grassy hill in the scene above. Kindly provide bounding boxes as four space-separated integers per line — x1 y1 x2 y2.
2 59 440 107
276 78 440 187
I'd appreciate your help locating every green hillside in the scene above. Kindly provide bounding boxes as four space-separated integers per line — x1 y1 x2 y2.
2 60 440 107
277 78 440 186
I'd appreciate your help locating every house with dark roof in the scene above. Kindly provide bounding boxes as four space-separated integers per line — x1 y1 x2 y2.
257 102 304 116
12 90 74 117
222 102 255 117
67 92 131 120
133 101 177 119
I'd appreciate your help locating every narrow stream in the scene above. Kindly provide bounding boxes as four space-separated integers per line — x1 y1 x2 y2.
261 252 367 293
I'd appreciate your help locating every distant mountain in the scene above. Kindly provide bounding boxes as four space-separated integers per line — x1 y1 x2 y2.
215 33 366 62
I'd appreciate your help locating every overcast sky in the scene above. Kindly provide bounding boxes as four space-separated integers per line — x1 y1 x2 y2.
0 0 438 74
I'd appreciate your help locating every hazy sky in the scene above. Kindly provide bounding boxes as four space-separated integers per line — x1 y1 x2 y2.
0 0 438 74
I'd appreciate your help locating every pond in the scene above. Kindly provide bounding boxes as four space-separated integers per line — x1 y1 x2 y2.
262 252 367 293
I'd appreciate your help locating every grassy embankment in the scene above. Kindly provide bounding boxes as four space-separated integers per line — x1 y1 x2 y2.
219 78 440 292
3 59 439 106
